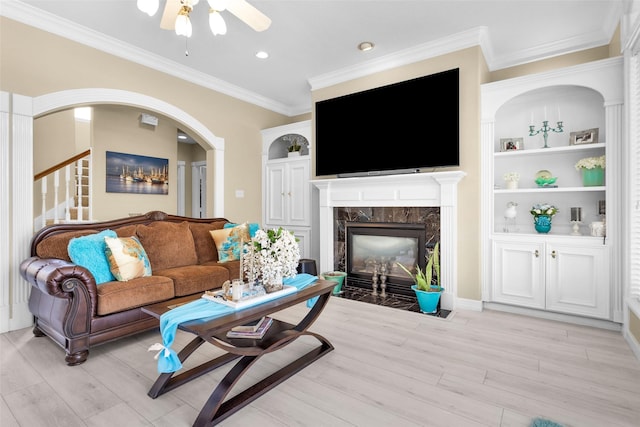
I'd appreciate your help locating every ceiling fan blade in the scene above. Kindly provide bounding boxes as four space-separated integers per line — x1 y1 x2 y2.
226 0 271 32
160 0 181 30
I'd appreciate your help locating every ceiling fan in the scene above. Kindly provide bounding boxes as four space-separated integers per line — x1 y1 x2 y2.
137 0 271 38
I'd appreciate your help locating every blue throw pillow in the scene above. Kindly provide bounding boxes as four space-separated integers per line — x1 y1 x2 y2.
224 222 260 237
67 229 117 284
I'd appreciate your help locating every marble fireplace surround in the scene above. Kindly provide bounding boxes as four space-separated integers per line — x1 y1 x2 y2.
312 171 465 311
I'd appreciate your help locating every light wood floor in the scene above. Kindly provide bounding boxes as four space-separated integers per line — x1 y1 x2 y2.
2 297 640 427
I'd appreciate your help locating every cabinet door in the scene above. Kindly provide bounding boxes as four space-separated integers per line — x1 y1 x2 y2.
287 160 310 227
492 240 545 309
546 243 609 319
265 163 286 224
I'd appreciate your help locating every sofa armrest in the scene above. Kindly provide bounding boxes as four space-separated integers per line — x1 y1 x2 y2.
20 256 99 316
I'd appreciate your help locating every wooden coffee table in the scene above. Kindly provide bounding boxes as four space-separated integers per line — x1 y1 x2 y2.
142 279 335 426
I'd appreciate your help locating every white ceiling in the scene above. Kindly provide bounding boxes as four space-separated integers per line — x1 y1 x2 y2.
4 1 628 116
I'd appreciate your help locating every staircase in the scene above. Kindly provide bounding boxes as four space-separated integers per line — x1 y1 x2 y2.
35 150 93 229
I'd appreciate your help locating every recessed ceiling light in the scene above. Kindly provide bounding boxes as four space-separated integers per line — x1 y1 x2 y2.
256 51 269 59
358 41 374 52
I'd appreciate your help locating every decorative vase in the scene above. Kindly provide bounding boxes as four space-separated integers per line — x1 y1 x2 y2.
411 285 443 314
581 166 604 186
505 180 518 190
287 151 301 157
534 215 552 233
263 273 284 293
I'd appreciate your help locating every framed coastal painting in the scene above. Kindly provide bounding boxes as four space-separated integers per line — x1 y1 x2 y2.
569 128 599 145
106 151 169 195
500 137 524 151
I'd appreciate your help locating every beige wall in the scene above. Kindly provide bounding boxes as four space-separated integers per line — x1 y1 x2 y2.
92 106 177 218
1 17 293 224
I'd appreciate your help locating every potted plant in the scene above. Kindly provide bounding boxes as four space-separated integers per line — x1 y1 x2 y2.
284 135 302 157
396 242 442 313
321 271 347 295
530 203 558 233
575 155 605 186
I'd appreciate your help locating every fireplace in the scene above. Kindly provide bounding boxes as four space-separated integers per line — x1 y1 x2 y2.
346 222 427 296
311 171 466 311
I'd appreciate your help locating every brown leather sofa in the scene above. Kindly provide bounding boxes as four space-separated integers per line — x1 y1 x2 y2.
19 211 241 366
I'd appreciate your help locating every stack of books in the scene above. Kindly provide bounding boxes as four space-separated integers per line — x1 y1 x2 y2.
226 316 273 339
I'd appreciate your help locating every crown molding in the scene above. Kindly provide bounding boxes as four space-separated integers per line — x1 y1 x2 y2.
309 27 491 91
2 1 296 116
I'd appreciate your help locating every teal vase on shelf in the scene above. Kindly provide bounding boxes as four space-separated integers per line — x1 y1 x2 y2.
582 166 604 186
534 215 552 233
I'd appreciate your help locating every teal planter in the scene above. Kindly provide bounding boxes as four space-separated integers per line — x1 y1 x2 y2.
582 166 604 186
412 285 443 314
322 271 347 295
534 215 552 233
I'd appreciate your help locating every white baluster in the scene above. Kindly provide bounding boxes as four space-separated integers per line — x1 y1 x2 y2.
40 177 47 229
53 170 60 224
65 165 71 222
76 159 83 221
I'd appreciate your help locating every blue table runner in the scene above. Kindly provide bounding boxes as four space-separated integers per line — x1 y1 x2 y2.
148 274 318 373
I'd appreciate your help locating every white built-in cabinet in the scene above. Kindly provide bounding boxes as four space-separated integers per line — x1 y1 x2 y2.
492 235 609 319
481 58 623 322
261 120 318 262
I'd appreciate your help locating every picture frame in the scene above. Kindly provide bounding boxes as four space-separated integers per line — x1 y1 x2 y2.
106 151 169 195
569 128 599 145
500 137 524 152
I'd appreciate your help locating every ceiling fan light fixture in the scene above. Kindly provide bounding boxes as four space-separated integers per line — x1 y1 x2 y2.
137 0 159 16
175 6 193 37
209 10 227 35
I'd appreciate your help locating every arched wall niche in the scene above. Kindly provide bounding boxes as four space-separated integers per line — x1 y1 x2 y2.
32 88 225 216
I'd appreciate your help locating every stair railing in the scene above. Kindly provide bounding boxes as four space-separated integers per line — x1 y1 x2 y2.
34 149 91 229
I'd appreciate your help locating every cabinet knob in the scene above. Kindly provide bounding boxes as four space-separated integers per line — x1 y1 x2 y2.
288 191 292 197
281 192 285 196
534 249 539 258
551 250 557 259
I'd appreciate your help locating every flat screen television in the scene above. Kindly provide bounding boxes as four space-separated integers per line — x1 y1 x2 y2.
315 68 459 177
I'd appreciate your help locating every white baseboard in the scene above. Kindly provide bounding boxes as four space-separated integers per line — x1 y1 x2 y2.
454 297 483 312
483 302 622 331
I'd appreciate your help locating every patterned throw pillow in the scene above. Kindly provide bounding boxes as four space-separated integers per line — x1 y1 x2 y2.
223 222 260 238
210 223 251 263
67 229 117 284
104 236 152 281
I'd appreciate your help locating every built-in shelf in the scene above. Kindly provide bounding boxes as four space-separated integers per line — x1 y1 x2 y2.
494 142 605 158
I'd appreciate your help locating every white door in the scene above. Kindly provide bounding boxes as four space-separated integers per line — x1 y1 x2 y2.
192 161 206 218
287 160 310 227
492 239 545 309
546 243 609 318
265 162 286 224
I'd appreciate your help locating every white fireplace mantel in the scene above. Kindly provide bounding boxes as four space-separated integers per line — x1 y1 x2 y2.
311 171 466 310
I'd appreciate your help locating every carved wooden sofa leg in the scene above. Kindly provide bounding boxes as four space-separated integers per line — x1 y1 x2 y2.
32 325 45 337
65 350 89 366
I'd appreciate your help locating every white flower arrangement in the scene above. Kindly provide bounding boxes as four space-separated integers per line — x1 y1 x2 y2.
503 172 520 182
530 203 558 218
243 227 300 285
575 155 605 170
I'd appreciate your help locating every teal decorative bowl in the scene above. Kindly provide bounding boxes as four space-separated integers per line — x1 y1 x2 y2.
535 176 557 187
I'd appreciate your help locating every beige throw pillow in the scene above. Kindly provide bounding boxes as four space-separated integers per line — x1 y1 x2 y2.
104 236 152 281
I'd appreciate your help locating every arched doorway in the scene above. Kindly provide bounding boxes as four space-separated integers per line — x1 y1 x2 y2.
1 88 225 332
